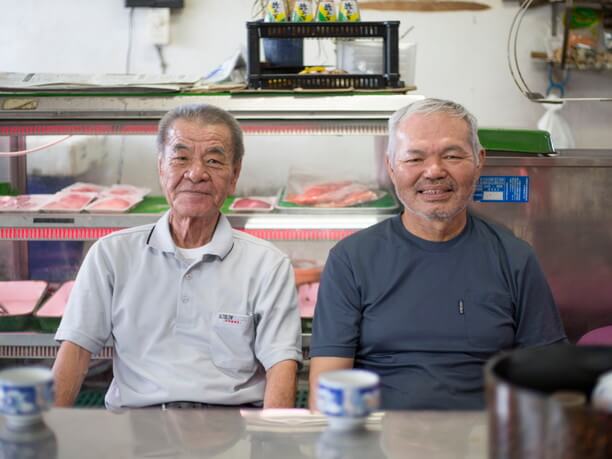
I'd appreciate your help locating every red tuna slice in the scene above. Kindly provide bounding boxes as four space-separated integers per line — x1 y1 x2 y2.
0 281 48 315
35 281 74 317
298 282 319 318
232 198 272 210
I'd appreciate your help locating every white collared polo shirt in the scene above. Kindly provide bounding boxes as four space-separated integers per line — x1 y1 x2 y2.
56 211 302 409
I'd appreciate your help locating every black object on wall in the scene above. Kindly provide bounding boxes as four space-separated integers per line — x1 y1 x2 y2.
125 0 183 8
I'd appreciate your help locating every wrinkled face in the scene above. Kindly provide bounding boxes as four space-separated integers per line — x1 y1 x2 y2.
387 112 484 223
158 119 241 219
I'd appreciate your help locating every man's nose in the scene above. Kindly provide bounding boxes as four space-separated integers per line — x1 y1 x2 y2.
422 157 447 179
184 159 211 182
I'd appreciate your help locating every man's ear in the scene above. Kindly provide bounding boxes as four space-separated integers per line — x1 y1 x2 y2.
230 160 242 192
385 155 396 186
477 148 486 170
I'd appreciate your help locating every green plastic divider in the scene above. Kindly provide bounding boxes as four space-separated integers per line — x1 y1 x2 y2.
129 196 236 214
478 128 554 154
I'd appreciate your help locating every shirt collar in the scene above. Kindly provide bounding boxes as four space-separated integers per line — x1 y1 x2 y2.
148 210 234 260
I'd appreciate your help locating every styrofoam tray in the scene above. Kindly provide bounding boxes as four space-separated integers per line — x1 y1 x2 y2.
60 182 108 194
40 192 98 212
275 187 398 213
0 194 54 212
229 196 276 212
85 195 143 213
35 281 74 318
101 184 151 198
0 281 48 316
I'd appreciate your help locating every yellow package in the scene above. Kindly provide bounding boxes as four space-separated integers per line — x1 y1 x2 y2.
291 1 314 22
316 1 337 22
338 1 360 22
265 0 288 22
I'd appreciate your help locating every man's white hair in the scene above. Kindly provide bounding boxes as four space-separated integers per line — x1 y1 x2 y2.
387 98 483 164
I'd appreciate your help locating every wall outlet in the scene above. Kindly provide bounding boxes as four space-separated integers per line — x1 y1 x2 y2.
147 8 170 46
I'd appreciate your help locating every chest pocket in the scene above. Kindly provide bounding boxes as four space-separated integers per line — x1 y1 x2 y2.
210 313 257 376
463 291 515 351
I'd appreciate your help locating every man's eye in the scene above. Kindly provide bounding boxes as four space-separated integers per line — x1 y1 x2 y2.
206 158 222 165
444 155 463 160
402 157 422 163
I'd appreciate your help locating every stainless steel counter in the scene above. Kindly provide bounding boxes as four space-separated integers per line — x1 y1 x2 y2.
0 408 487 459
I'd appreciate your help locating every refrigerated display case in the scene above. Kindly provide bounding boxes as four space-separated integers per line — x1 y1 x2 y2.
0 92 423 359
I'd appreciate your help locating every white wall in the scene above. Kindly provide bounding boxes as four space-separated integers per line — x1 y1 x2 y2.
2 0 611 193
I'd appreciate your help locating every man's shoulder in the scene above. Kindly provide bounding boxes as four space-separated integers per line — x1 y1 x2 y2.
92 223 156 253
470 213 534 257
231 229 288 262
332 217 397 257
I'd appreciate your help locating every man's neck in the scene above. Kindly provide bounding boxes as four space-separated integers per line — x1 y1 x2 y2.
169 212 220 248
401 211 468 242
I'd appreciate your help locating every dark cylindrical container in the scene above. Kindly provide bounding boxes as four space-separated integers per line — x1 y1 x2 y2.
485 344 612 459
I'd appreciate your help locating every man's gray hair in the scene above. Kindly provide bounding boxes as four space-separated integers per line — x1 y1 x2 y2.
157 104 244 164
387 98 482 164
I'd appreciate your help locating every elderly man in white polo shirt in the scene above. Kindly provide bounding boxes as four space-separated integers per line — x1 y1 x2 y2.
52 104 302 409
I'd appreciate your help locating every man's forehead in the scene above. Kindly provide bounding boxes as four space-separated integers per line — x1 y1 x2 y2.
396 113 471 145
167 119 232 147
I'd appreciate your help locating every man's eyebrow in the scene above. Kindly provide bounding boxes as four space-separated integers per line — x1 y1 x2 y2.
205 145 226 154
171 143 191 151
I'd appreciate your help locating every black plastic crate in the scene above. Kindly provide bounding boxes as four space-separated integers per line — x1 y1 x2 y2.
247 21 402 90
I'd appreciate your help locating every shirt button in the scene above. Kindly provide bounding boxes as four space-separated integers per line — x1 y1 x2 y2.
182 296 189 303
185 273 192 280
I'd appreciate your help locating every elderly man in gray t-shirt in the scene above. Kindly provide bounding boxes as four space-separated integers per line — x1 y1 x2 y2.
309 98 566 410
53 104 302 409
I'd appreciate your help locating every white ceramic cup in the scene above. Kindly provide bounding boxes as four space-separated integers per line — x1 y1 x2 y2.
317 369 380 431
0 367 54 430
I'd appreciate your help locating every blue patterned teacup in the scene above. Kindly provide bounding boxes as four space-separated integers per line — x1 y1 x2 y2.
0 367 54 430
317 369 380 431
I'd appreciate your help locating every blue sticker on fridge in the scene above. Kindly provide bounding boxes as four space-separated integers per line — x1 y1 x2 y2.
473 176 529 203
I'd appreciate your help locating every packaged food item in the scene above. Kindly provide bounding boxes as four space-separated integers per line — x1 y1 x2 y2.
338 1 360 22
291 1 314 22
0 194 54 212
101 184 151 198
85 195 143 213
228 196 275 212
264 0 288 22
60 182 107 195
316 1 337 22
40 192 97 213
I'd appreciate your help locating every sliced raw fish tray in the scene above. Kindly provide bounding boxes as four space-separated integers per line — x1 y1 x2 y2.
0 281 48 331
35 281 74 332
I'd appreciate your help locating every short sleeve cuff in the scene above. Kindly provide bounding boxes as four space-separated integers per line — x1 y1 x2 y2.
258 348 303 371
309 345 355 359
54 328 105 356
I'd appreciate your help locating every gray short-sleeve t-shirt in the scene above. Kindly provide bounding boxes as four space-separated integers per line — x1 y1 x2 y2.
310 213 566 410
56 212 302 409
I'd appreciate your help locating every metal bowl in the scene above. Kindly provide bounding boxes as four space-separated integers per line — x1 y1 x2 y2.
485 344 612 459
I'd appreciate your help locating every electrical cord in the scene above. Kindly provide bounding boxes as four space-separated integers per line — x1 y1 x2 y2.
0 136 72 157
507 0 544 100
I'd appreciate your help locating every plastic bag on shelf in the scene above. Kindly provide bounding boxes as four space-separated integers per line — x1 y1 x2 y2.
537 96 575 149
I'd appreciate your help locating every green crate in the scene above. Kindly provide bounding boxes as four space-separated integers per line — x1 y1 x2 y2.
296 388 309 409
75 389 106 407
479 128 555 155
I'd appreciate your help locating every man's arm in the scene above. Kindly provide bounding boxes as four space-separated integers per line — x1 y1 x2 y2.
308 356 354 410
264 359 298 408
52 341 92 406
